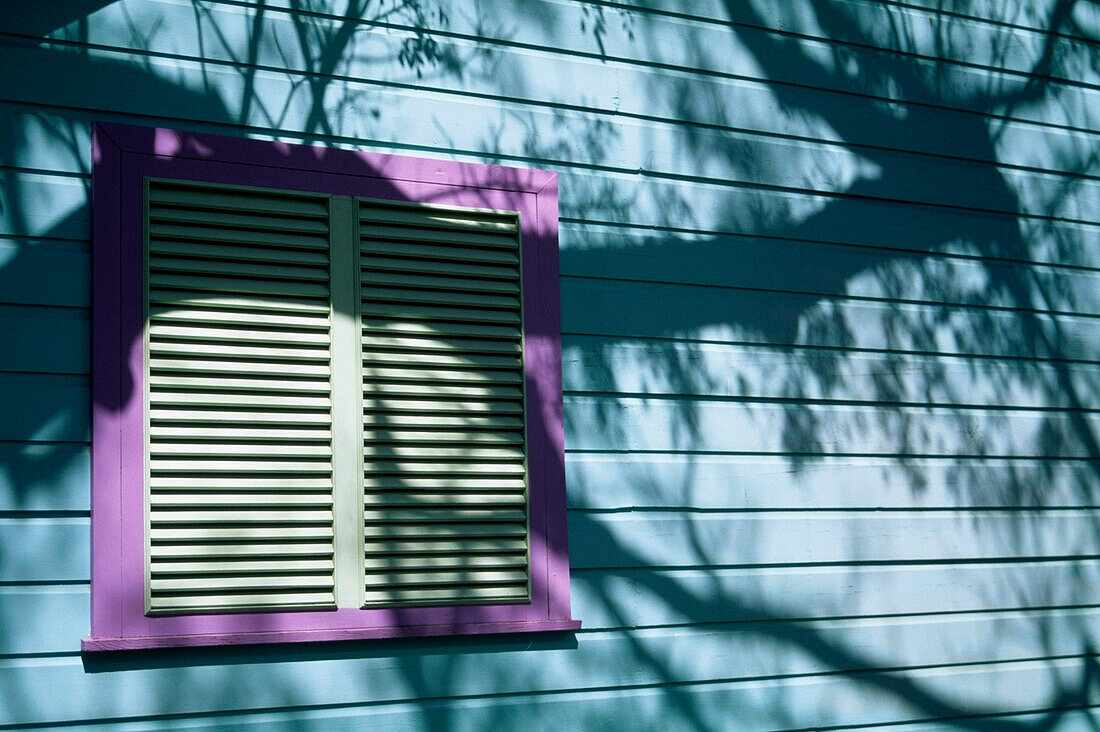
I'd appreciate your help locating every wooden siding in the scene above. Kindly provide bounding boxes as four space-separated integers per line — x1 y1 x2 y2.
0 0 1097 729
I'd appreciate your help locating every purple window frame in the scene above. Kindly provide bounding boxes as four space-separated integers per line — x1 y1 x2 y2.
83 123 579 651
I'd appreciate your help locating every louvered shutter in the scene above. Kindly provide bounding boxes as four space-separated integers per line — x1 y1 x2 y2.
144 179 337 614
359 200 531 607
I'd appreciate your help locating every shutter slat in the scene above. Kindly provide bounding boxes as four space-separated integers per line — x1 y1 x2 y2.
149 375 332 395
151 239 330 267
150 425 331 441
151 343 330 363
150 443 333 458
362 523 525 538
362 335 521 356
146 180 336 615
149 185 329 217
149 271 329 299
149 359 330 378
151 477 333 490
150 459 332 473
364 492 526 506
363 319 520 340
362 462 526 476
148 593 335 612
364 508 526 522
148 222 328 250
366 383 523 400
363 538 526 554
361 271 519 294
365 477 525 491
361 585 528 605
361 239 519 264
359 255 518 280
150 308 329 330
151 526 334 540
149 205 329 234
363 570 528 587
150 290 329 314
363 301 521 325
358 554 525 570
150 542 334 558
365 366 523 384
359 201 518 233
364 430 524 444
150 408 330 424
362 286 519 310
366 446 525 461
151 493 333 507
151 508 334 523
150 255 328 281
151 575 335 591
363 414 524 429
360 198 530 608
150 558 334 574
363 350 521 369
149 392 330 409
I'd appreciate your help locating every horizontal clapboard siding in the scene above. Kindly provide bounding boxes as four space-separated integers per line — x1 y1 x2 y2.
1 0 1097 729
359 199 530 607
145 179 337 614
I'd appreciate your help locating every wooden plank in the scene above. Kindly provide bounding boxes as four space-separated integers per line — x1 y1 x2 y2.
560 278 1100 361
0 633 1093 728
0 304 89 374
149 343 330 363
149 306 330 331
360 226 520 250
0 373 89 442
567 509 1100 569
562 335 1100 410
149 392 330 410
31 2 1097 146
0 238 88 308
0 444 89 511
570 560 1100 630
565 395 1100 458
149 253 328 282
557 224 1100 314
147 221 328 250
150 508 335 524
147 184 327 217
148 206 329 234
149 458 332 473
361 286 520 311
565 454 1100 510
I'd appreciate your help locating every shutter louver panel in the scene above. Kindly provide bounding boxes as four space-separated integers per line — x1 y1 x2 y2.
359 200 531 607
145 180 336 615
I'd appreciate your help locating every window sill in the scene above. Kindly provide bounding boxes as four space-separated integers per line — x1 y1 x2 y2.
81 618 582 651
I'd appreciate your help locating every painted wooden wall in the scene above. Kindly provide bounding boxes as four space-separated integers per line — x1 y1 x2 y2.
1 0 1098 728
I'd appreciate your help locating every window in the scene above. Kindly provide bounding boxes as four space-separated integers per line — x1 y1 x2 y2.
84 123 578 650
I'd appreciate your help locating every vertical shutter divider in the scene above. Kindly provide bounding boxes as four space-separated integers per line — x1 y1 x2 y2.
330 195 365 609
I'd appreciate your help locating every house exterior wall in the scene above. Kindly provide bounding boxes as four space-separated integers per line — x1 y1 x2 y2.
0 1 1097 728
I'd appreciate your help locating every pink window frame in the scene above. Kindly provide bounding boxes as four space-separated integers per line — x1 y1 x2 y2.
83 123 578 651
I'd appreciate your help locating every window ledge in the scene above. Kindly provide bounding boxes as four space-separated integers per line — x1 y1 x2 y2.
82 618 582 651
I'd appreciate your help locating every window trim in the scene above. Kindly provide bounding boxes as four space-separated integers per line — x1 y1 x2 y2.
84 123 578 651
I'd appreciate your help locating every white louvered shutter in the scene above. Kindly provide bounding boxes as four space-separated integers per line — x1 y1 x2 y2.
359 200 531 607
144 179 337 614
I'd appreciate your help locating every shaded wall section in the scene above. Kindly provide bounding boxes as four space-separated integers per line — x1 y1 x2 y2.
0 0 1098 729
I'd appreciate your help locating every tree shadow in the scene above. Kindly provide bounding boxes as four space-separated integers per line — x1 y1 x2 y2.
0 0 1098 729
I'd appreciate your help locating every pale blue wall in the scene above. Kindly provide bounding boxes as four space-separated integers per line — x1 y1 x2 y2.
1 1 1098 728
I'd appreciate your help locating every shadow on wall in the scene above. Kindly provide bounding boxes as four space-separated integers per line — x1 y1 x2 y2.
0 0 1098 729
